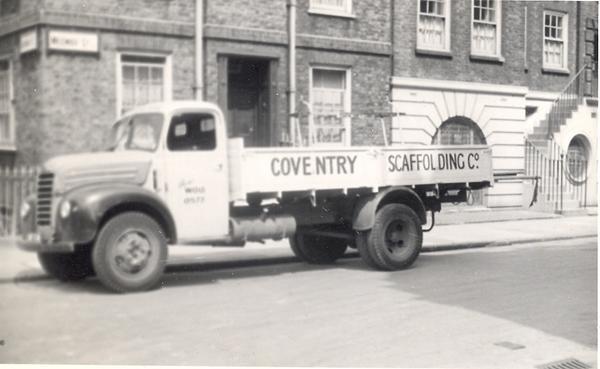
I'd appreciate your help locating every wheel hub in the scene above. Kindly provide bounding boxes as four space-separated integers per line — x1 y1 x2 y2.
385 221 407 252
114 231 152 274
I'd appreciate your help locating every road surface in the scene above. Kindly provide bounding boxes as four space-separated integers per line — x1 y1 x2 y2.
0 237 596 368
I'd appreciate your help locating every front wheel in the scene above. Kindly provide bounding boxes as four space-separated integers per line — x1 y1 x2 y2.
92 212 168 293
360 204 423 271
38 244 94 281
290 227 348 264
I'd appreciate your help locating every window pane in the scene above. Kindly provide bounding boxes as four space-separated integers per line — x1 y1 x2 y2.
433 120 486 145
473 23 497 54
311 68 348 145
418 15 446 49
313 69 345 89
311 0 347 11
120 55 167 114
123 65 135 82
0 115 9 141
137 66 149 82
0 67 10 142
167 113 216 151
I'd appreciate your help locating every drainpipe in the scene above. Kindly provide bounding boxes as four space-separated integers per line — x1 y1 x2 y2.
194 0 204 100
287 0 297 145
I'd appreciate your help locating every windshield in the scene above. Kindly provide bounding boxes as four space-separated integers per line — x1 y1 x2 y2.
109 113 163 152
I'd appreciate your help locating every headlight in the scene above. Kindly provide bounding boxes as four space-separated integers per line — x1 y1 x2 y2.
20 201 31 219
60 201 71 218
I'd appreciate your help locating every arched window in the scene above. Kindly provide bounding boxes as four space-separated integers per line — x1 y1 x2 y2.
566 135 589 181
432 117 486 145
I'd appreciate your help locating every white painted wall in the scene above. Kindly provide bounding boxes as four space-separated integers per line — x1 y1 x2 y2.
390 77 528 208
525 91 559 135
554 101 598 206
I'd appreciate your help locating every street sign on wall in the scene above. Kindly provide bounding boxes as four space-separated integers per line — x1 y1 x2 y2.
48 30 99 53
19 29 38 54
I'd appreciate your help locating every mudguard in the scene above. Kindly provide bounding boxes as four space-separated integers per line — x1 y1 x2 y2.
352 186 427 231
55 183 177 245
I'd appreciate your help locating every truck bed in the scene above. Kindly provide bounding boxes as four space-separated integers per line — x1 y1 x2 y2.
227 140 493 200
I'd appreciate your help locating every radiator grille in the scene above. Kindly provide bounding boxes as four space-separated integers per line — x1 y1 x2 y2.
36 172 54 226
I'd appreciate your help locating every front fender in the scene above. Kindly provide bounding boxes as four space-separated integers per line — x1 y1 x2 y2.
55 183 177 245
352 186 426 231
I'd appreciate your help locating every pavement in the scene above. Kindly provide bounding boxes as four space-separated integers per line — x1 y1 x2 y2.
0 208 596 282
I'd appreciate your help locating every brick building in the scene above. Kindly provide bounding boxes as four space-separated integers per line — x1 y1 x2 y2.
0 0 391 166
390 0 598 208
0 0 597 209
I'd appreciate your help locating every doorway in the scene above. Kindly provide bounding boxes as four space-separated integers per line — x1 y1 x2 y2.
222 57 272 147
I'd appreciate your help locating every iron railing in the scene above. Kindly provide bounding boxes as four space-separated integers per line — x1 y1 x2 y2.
524 138 588 213
0 166 39 236
546 64 594 139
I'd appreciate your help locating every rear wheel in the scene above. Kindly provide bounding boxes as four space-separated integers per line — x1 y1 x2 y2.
361 204 423 270
356 231 379 269
38 244 94 281
92 212 168 293
290 227 348 264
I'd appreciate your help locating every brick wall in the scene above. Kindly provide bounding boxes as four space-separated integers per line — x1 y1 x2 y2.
206 0 286 31
11 31 195 164
296 0 390 43
393 0 581 93
42 0 195 23
524 1 578 91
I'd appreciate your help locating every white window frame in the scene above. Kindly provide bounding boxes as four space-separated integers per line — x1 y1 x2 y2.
542 10 569 72
0 57 15 150
308 0 353 18
308 66 352 147
115 52 172 118
471 0 502 58
417 0 451 53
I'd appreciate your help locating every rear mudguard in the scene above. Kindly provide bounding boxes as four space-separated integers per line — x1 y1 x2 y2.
352 186 427 231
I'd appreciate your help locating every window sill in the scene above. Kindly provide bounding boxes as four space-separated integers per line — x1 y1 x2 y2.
415 47 452 58
307 8 356 19
470 53 505 63
0 142 16 152
542 66 570 75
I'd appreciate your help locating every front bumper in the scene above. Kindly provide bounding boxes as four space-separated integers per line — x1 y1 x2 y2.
17 229 75 253
17 236 74 253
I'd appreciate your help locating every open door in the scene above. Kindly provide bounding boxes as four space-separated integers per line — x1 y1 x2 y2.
162 110 229 242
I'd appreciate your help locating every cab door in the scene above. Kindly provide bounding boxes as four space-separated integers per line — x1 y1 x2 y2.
162 110 229 242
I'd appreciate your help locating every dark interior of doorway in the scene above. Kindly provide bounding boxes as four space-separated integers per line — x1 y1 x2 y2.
227 58 271 147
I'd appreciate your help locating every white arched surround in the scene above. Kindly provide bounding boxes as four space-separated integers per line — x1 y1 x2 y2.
554 101 598 206
390 77 528 208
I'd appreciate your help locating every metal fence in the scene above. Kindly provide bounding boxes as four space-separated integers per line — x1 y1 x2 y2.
525 139 588 213
0 166 38 237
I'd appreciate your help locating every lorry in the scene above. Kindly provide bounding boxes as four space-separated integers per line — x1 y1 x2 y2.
18 101 494 293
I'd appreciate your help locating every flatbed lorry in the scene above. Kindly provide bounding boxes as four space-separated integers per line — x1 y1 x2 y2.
18 101 493 293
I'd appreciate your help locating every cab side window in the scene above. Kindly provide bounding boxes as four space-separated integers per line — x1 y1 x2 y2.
167 113 216 151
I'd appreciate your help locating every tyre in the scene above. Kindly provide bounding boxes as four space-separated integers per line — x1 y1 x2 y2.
92 212 168 293
289 227 348 264
362 204 423 271
38 244 94 281
355 231 379 269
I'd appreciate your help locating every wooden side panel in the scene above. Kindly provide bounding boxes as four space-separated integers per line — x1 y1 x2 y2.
238 145 494 196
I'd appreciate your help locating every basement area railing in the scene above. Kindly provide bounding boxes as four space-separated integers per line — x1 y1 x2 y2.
524 138 588 213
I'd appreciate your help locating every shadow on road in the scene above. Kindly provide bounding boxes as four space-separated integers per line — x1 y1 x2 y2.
383 241 598 348
9 251 369 292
